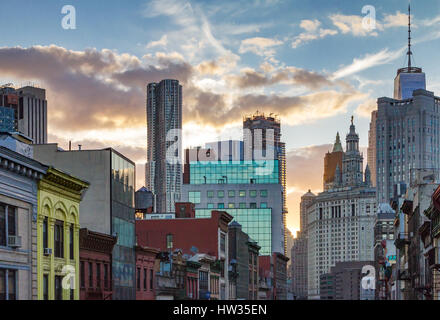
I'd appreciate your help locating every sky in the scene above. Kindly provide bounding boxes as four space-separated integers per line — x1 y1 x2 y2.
1 0 440 235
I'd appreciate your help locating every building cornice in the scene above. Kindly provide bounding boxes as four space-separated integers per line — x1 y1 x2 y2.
0 146 47 180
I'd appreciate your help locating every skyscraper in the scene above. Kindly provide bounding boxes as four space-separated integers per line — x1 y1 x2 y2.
0 85 47 144
373 5 440 204
367 110 377 187
145 79 182 213
291 190 315 299
181 141 284 255
243 112 287 255
393 6 426 100
307 119 376 299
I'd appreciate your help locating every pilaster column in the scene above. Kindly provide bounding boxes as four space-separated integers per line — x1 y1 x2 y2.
48 217 56 300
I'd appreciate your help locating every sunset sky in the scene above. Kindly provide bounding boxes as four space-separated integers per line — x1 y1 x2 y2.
1 0 440 235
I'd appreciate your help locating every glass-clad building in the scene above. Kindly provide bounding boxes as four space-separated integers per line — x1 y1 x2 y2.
0 106 15 132
189 160 279 185
111 151 136 300
183 153 284 255
197 208 272 255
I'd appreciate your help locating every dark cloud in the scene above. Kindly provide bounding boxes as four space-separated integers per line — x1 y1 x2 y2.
0 45 193 131
0 45 367 132
229 67 334 90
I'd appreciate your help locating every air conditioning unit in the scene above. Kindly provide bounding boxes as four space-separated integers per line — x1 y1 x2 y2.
8 235 22 248
44 248 52 256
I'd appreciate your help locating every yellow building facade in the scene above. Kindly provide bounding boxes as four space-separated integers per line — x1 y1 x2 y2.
37 168 88 300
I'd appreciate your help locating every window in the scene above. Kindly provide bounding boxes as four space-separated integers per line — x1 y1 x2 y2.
104 264 109 290
150 269 153 291
0 204 17 247
143 268 147 291
7 270 16 301
54 220 64 258
228 190 235 198
188 191 201 204
207 203 214 209
8 207 16 237
220 233 226 253
137 267 141 291
0 205 5 246
239 190 246 197
250 190 257 198
217 190 224 198
239 203 246 209
199 271 209 291
55 276 63 300
80 262 85 288
96 263 101 288
260 190 268 197
228 203 235 209
218 203 225 209
250 203 257 209
207 191 214 198
69 226 74 260
166 234 173 250
88 262 93 288
260 202 267 208
0 269 17 300
43 217 48 249
0 269 4 300
43 274 49 300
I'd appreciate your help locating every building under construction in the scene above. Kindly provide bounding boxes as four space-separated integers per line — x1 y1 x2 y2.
243 111 288 255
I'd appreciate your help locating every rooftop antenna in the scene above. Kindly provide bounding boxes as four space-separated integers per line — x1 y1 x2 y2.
407 2 412 69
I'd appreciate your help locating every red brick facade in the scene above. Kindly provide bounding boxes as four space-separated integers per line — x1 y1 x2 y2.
136 211 232 257
79 229 117 300
135 246 159 300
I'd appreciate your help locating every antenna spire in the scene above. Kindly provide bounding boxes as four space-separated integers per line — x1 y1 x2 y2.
407 2 412 69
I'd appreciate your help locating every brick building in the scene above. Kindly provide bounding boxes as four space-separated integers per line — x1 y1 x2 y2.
228 221 260 300
135 246 159 300
136 210 232 299
259 252 289 300
79 228 117 300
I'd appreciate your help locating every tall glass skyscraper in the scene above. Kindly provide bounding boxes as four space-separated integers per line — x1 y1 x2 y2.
145 79 182 213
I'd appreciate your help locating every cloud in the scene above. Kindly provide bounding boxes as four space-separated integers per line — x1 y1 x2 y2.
383 11 409 28
0 44 367 136
292 19 338 48
0 45 194 131
146 35 168 48
229 66 334 90
143 0 240 69
330 11 410 38
239 37 283 57
332 46 406 79
285 144 332 231
221 90 366 126
422 15 440 27
330 14 382 36
355 98 377 118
